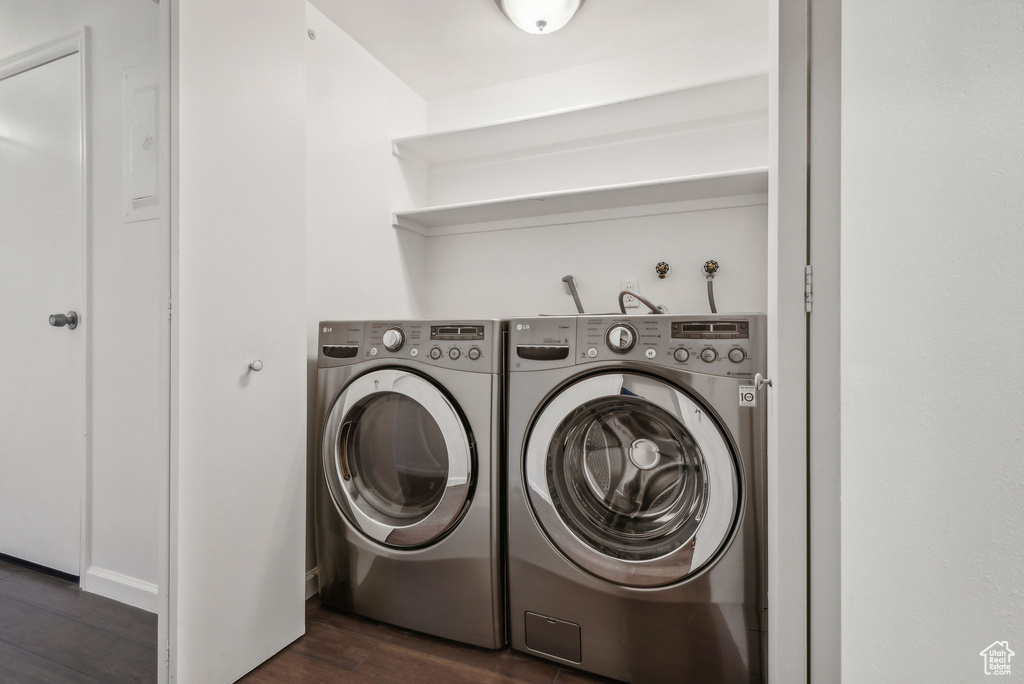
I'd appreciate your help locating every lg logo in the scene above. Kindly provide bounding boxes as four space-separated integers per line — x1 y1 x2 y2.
516 323 531 331
323 326 332 333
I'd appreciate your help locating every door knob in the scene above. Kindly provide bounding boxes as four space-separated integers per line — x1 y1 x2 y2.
49 311 79 330
249 360 263 372
754 373 773 391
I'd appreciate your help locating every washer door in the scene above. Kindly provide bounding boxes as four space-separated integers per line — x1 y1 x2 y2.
322 369 473 548
525 372 739 587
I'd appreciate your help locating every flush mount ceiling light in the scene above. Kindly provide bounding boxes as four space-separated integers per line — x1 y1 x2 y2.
494 0 587 35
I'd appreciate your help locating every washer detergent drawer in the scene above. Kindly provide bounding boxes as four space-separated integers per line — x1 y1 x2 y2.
525 612 581 663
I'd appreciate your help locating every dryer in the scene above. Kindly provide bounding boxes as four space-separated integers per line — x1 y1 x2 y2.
506 314 767 683
314 319 505 648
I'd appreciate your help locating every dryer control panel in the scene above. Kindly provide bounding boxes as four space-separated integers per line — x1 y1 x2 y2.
509 314 766 379
318 319 504 374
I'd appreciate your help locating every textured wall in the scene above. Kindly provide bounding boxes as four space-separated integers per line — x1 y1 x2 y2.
842 1 1024 681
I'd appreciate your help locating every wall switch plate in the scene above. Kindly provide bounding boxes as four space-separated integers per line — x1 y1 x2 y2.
620 279 640 308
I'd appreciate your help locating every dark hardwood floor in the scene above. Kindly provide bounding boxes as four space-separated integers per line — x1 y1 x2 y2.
241 597 618 684
0 559 157 683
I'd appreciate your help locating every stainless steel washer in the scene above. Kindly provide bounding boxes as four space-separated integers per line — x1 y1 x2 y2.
314 320 505 648
506 314 767 682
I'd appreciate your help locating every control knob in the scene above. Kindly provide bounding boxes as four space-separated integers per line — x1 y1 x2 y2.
728 348 745 364
429 347 442 360
673 348 689 363
700 348 717 363
382 327 405 352
449 348 461 360
468 347 481 360
606 324 637 354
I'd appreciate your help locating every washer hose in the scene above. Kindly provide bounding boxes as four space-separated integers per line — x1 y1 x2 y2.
618 290 666 315
703 260 719 314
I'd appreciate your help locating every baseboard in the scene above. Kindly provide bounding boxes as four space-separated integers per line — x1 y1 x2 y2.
83 566 159 614
305 567 318 600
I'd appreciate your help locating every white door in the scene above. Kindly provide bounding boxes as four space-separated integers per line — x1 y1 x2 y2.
0 52 84 575
171 0 306 680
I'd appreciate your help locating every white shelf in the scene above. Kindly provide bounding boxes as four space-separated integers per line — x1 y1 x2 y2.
393 74 767 167
393 167 768 236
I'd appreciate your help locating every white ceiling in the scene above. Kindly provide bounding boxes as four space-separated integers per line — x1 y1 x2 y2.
310 0 768 99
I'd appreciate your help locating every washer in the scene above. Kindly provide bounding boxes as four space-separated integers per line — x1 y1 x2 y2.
314 319 505 648
507 314 767 683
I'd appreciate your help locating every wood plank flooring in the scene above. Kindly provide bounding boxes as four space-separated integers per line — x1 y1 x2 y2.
0 559 614 683
241 597 619 684
0 559 157 683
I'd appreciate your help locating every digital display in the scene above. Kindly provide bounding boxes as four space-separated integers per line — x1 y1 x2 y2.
431 325 485 341
672 320 748 340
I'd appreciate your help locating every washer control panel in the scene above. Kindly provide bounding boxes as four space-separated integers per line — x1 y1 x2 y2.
510 314 765 379
318 320 503 373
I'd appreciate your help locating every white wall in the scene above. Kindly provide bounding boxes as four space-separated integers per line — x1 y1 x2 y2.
842 1 1024 681
421 205 768 319
304 3 427 579
426 22 768 131
0 0 163 610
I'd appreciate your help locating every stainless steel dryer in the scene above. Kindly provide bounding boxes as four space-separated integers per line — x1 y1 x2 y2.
506 314 767 683
314 320 505 648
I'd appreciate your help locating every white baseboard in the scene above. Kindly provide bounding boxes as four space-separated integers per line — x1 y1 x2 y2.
305 567 318 600
82 565 159 613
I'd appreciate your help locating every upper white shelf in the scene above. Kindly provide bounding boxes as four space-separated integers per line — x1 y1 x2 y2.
392 74 768 167
393 167 768 236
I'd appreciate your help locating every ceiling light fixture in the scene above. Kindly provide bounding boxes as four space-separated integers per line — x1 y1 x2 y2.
494 0 587 35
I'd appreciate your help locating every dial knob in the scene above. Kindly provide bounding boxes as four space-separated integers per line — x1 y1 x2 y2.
449 348 461 360
728 348 745 363
700 348 717 363
673 348 689 363
429 347 442 360
468 347 481 360
606 324 637 354
382 327 405 352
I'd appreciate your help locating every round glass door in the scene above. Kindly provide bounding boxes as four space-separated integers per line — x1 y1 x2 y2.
322 369 473 548
525 373 739 587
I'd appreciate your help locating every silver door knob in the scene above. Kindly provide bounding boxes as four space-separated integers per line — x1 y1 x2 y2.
49 311 79 330
249 360 263 372
755 372 772 390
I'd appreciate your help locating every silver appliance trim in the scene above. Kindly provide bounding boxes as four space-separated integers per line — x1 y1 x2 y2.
321 368 473 548
524 372 739 587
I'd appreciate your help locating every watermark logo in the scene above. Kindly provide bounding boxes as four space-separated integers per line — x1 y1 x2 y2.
980 641 1015 676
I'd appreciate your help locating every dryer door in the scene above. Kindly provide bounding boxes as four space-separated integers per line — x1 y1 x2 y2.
525 372 740 587
322 369 473 548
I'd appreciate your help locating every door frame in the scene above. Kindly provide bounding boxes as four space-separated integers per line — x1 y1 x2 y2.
0 30 90 581
769 0 844 681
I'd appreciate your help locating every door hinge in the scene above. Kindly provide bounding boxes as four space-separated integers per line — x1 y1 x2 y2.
168 298 173 320
804 265 813 313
